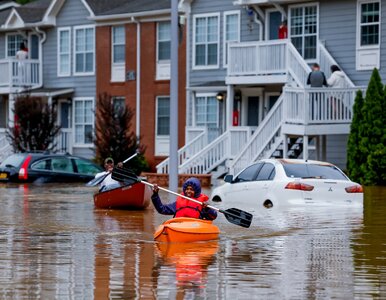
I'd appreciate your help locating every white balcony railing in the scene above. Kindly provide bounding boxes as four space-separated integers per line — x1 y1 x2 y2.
283 87 365 125
0 58 41 89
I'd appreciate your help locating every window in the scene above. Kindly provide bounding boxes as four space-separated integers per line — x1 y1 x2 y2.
255 163 275 181
74 158 101 175
224 11 240 66
51 157 74 172
289 4 318 60
7 34 24 57
74 26 95 74
58 28 71 76
193 13 220 68
157 22 171 61
195 95 219 141
112 97 125 118
74 98 94 145
156 97 170 136
236 163 263 182
359 1 380 46
112 26 125 63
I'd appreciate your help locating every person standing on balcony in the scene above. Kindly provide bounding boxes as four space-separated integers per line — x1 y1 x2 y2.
327 65 345 88
278 20 288 39
307 63 327 87
16 42 28 85
307 63 327 120
327 65 346 119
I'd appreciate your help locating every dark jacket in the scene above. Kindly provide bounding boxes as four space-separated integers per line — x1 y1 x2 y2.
307 70 327 87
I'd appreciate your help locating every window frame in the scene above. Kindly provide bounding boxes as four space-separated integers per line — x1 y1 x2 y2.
156 96 170 137
223 10 240 67
156 21 171 63
73 25 95 76
288 2 319 62
73 97 94 147
192 12 220 70
57 27 71 77
6 33 24 58
356 0 381 49
194 93 219 128
112 25 125 64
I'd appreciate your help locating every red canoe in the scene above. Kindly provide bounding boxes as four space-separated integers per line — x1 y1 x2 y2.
94 182 151 209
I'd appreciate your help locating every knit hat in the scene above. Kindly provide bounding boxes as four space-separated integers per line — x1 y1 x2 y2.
104 157 114 164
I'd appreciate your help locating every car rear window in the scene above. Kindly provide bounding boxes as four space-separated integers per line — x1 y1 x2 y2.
0 154 26 168
282 163 348 180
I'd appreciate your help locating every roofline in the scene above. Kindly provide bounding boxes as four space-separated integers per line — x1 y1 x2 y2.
29 88 74 97
0 2 20 10
90 8 171 21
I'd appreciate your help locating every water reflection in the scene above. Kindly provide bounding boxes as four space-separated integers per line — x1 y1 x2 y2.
155 241 219 299
0 184 385 299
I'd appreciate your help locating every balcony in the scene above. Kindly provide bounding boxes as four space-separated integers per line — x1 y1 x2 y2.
0 58 41 93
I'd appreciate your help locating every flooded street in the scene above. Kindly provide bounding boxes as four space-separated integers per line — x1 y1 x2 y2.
0 183 385 299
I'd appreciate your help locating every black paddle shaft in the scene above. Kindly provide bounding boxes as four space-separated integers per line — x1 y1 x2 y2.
112 167 253 228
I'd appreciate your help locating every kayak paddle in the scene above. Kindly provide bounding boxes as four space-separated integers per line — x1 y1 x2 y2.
111 167 253 228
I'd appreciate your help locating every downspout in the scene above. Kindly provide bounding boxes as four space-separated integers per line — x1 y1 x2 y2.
250 5 264 41
34 26 46 90
131 17 141 138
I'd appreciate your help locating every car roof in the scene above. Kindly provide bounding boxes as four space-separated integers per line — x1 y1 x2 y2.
261 158 335 166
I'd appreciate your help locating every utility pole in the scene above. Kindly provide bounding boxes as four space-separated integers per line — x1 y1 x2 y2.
169 0 178 197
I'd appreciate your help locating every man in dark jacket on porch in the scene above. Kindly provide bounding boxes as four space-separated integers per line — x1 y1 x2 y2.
307 63 327 87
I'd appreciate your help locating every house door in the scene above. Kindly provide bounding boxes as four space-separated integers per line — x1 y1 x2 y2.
29 34 39 59
266 10 282 40
58 101 72 153
247 96 259 126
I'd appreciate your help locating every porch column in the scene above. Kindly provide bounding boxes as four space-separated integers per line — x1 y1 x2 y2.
303 135 309 160
226 85 234 130
282 134 288 158
8 94 15 128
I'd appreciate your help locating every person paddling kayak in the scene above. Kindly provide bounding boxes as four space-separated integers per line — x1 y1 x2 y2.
151 177 217 220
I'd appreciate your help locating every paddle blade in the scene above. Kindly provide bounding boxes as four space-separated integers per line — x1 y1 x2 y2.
112 167 138 183
220 208 253 228
85 173 108 187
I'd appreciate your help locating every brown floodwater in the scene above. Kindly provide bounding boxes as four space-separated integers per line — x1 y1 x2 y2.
0 183 385 299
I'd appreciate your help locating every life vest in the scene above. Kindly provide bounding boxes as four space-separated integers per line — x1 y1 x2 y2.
175 194 209 218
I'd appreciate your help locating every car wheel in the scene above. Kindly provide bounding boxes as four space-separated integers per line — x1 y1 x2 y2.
263 199 273 209
212 196 222 202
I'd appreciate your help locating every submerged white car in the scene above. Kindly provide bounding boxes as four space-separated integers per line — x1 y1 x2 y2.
211 159 363 209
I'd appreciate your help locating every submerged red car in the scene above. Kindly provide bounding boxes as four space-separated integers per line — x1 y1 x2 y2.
0 152 103 183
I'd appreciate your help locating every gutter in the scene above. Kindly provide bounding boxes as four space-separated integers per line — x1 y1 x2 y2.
34 26 46 89
89 9 171 21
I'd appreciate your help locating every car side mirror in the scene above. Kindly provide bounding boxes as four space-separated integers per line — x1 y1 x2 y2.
224 174 233 183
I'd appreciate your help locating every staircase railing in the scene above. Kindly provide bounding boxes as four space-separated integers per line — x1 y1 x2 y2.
319 43 354 88
286 43 311 88
229 94 284 176
178 127 252 174
156 128 207 174
0 134 12 162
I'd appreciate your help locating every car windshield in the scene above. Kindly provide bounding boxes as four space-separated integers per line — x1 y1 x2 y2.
0 154 26 168
282 163 348 180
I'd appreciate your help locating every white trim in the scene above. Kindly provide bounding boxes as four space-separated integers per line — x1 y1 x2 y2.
4 9 24 29
356 0 381 70
73 25 95 76
111 25 126 82
223 10 240 68
57 27 71 77
192 12 220 70
155 96 171 156
73 97 94 147
194 93 219 128
156 21 171 80
90 9 171 21
288 2 319 62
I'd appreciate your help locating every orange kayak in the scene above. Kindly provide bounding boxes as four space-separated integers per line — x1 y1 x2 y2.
154 217 220 243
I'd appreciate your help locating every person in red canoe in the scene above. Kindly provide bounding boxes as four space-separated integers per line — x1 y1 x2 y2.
151 177 217 220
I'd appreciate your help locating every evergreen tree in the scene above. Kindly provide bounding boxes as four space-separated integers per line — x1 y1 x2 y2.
94 93 148 175
359 68 386 185
347 90 365 182
6 95 61 152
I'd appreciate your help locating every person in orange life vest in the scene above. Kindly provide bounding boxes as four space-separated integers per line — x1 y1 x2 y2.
151 177 217 220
